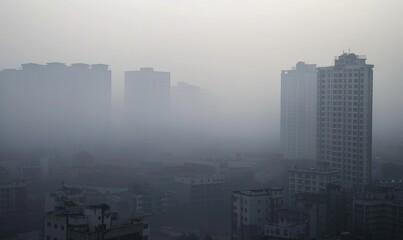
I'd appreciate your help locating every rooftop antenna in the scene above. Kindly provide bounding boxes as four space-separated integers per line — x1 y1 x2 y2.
348 47 351 53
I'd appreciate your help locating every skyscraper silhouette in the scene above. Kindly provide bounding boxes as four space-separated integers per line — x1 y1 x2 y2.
0 63 111 149
281 62 317 161
124 67 170 152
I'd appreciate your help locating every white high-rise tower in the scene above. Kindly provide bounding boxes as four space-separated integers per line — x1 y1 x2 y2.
317 53 373 189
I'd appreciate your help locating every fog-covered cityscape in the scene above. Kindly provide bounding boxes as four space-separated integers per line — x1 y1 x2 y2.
1 1 403 240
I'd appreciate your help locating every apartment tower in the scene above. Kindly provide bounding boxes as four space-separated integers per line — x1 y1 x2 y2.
317 53 373 189
281 62 318 161
124 67 170 150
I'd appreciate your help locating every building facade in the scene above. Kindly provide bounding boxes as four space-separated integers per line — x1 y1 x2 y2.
353 187 403 240
295 184 344 239
231 188 284 240
317 53 373 189
288 166 339 203
124 67 170 148
281 62 318 161
0 63 112 148
45 203 150 240
0 181 26 230
264 209 306 240
45 183 86 213
127 187 174 216
174 175 224 207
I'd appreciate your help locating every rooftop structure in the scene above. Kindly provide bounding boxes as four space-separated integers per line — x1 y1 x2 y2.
45 203 149 240
264 208 307 239
288 166 340 203
174 175 225 207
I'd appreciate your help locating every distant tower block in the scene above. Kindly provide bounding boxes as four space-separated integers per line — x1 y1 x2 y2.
281 62 318 161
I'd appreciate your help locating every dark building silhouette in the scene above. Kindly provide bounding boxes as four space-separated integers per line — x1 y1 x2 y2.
264 208 307 239
0 180 27 232
45 203 149 240
124 67 170 153
353 186 403 240
127 183 174 216
281 62 318 161
294 184 343 239
171 81 203 131
170 82 212 153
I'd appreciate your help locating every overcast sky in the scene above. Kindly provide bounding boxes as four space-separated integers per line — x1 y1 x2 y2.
1 0 402 149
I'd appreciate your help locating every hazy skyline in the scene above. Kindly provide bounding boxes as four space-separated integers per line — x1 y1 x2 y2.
1 0 402 151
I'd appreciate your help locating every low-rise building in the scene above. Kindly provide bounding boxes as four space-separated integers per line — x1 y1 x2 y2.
353 187 403 240
174 175 224 207
45 203 149 240
295 184 344 239
231 187 283 240
288 166 339 202
128 184 174 215
264 209 306 239
45 182 86 212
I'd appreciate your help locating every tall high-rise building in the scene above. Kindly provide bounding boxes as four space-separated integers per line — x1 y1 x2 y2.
317 53 373 189
171 82 203 130
0 63 111 149
170 82 213 153
124 67 170 147
281 62 317 161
